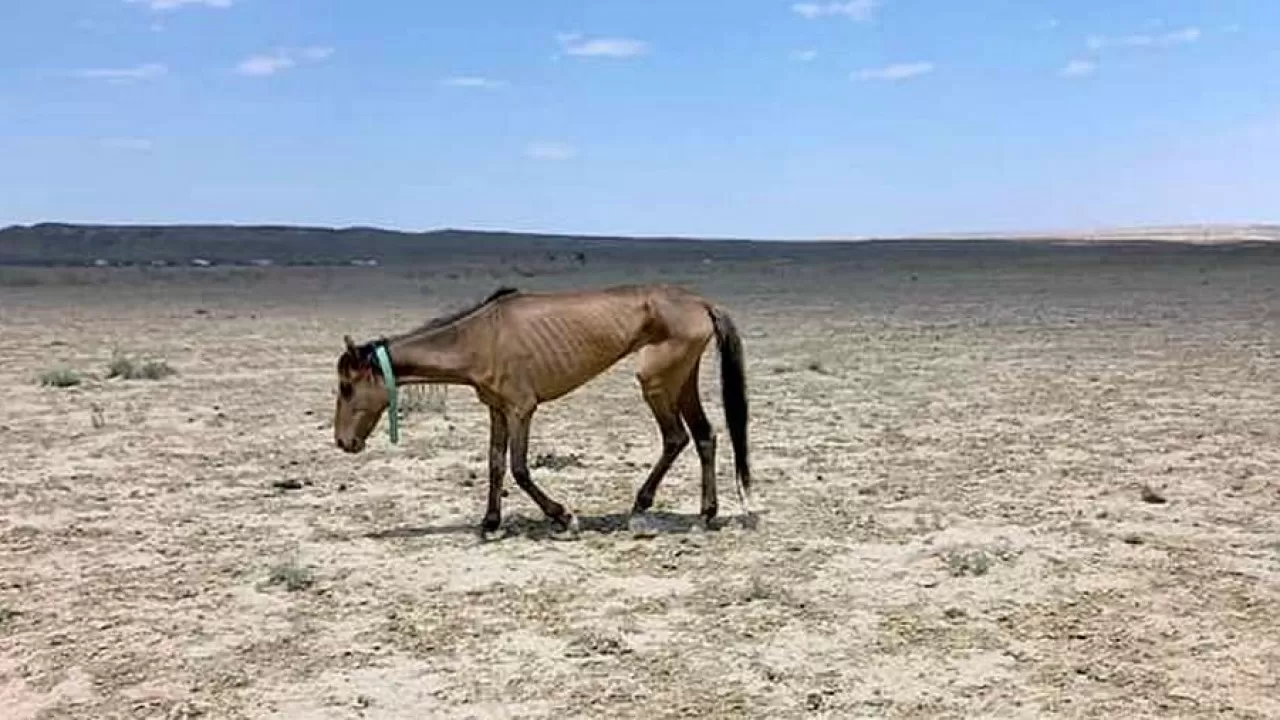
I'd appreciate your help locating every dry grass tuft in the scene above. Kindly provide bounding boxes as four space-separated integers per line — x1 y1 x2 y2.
106 351 176 381
262 554 315 592
39 368 83 388
399 384 448 417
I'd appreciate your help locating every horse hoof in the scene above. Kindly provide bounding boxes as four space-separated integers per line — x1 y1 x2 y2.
481 528 506 543
628 513 660 538
695 516 720 533
550 513 581 541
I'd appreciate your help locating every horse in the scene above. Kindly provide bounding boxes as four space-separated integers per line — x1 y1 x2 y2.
332 283 752 537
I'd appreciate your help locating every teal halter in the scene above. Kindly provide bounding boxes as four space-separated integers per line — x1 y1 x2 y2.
372 343 399 445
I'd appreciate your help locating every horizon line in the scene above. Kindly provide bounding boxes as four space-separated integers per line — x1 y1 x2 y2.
4 219 1280 244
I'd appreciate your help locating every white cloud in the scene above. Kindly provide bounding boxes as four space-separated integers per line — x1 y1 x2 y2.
299 46 334 62
792 1 878 21
852 61 933 81
1086 26 1201 50
1067 24 1205 80
442 76 506 89
73 63 168 84
125 0 233 10
102 137 155 152
526 142 577 161
235 47 333 77
791 49 818 62
236 53 293 76
1060 59 1097 78
555 34 648 58
1164 27 1203 44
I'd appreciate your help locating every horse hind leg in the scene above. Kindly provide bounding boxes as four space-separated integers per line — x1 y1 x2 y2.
629 385 688 515
628 343 694 535
677 361 720 529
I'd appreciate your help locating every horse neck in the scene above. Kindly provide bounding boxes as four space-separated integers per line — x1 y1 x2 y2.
387 327 475 385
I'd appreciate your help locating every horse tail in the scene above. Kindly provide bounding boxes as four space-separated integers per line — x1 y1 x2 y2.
707 305 752 513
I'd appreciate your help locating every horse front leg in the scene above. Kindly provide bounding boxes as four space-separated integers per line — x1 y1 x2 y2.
481 406 509 540
508 407 579 537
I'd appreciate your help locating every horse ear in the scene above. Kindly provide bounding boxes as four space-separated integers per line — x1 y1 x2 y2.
344 335 357 354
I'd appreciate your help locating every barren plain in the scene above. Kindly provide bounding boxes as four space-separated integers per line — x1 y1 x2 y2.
2 243 1279 718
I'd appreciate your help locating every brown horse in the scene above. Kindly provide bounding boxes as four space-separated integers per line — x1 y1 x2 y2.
332 283 752 537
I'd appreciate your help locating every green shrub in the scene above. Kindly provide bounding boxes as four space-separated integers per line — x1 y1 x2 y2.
39 368 82 388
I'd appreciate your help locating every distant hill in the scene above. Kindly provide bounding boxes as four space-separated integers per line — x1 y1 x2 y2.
915 224 1280 244
2 222 1278 267
0 223 691 267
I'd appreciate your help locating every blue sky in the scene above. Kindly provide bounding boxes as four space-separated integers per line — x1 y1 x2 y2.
1 0 1277 239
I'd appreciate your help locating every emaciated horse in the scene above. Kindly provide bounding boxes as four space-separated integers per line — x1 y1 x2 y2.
332 283 752 537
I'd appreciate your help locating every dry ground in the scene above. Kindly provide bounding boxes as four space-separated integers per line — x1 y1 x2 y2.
2 251 1279 719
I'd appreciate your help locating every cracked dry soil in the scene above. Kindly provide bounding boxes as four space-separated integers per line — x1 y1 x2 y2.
2 252 1279 718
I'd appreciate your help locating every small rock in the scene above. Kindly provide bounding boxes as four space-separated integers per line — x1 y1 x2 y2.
1140 484 1167 504
272 479 303 491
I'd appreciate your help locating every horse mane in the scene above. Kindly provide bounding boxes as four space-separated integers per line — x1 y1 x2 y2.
342 286 519 372
407 285 519 336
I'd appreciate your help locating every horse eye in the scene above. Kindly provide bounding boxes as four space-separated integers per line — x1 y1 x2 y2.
339 382 353 399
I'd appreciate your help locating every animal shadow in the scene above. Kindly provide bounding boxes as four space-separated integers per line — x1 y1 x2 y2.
364 509 759 543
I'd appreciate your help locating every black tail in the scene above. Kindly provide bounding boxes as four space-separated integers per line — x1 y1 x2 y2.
708 305 750 496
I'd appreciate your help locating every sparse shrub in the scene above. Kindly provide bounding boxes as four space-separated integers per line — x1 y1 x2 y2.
532 451 585 470
400 384 447 417
106 351 176 381
90 403 106 429
106 353 135 379
937 540 1020 577
563 630 631 658
263 556 314 592
743 575 775 602
941 547 992 577
39 368 82 388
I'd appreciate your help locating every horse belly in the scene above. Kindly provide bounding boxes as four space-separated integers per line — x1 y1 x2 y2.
533 344 631 402
513 296 651 402
530 319 644 401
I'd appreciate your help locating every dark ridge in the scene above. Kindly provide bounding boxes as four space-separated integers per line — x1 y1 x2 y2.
4 222 1280 267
